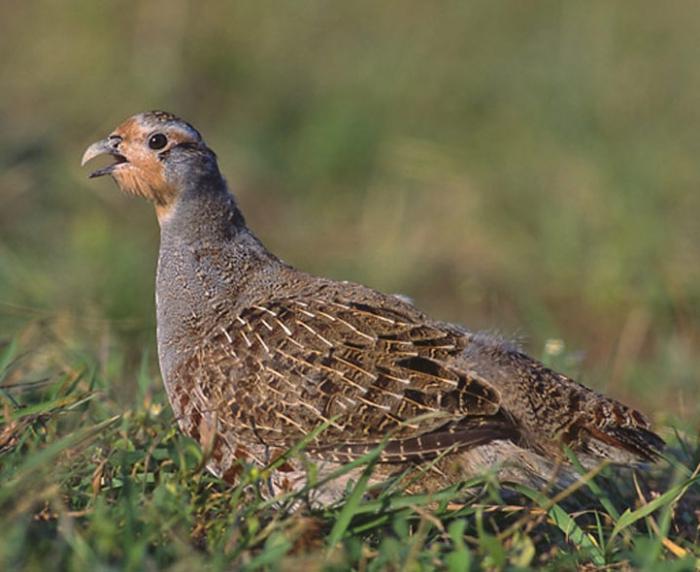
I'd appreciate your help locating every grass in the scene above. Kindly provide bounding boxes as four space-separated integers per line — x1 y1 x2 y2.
1 1 700 568
0 327 698 571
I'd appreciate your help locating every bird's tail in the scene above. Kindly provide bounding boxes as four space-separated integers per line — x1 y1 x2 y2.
463 337 666 466
575 409 665 465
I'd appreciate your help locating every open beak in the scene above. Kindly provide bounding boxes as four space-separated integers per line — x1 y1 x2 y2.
81 137 127 178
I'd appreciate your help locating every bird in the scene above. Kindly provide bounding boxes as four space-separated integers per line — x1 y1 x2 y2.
82 111 664 502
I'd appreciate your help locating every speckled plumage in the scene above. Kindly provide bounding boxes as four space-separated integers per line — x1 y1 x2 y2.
83 111 664 502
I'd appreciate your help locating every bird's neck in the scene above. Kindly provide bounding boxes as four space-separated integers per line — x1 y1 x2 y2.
158 173 246 241
155 182 278 378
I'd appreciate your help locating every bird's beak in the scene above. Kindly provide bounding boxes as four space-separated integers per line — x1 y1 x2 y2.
81 137 127 178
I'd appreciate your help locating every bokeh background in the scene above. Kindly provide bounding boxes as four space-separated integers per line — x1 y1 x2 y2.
1 1 698 423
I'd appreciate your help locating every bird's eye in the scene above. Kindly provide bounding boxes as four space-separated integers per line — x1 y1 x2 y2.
148 133 168 150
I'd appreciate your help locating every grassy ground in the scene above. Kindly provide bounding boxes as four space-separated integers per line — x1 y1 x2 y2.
0 326 698 570
1 1 699 569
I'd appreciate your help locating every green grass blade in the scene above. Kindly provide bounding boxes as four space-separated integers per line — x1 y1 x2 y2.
0 414 120 504
564 446 620 520
326 452 380 549
513 484 606 566
0 392 97 422
608 472 700 543
0 338 18 384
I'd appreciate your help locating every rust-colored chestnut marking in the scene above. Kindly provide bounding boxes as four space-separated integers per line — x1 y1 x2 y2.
105 115 198 211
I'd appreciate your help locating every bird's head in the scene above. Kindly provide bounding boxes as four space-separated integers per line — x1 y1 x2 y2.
82 111 220 221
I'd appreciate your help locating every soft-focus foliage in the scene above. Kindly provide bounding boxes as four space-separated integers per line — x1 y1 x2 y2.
0 2 698 569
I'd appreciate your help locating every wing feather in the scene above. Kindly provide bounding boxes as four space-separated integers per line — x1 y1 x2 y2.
199 293 505 460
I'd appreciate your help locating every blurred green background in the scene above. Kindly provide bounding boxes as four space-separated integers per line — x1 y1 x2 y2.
0 1 697 421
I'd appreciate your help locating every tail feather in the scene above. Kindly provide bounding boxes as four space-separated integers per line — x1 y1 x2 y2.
581 423 665 463
463 340 665 467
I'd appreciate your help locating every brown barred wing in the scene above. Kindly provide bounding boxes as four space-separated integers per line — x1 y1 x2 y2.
204 295 503 459
307 414 519 464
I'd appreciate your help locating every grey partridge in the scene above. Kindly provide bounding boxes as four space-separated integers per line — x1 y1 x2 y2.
82 111 664 502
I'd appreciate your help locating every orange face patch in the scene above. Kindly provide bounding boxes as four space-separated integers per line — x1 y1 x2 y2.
107 115 199 218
